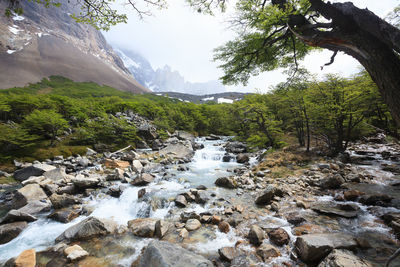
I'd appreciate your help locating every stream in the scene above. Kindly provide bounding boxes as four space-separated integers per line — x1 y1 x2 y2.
1 137 400 266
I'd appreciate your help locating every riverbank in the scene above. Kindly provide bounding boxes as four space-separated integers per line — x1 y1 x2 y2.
0 133 399 266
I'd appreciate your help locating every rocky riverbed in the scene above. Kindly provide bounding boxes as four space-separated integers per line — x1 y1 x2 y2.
0 133 399 267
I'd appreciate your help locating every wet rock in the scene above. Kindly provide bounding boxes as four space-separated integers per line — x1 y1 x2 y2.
236 154 249 164
295 233 358 263
12 184 48 209
218 221 230 233
180 212 201 223
319 174 345 189
107 187 122 198
128 218 157 237
215 177 237 189
222 154 235 162
0 221 28 244
159 143 194 159
285 213 306 226
256 244 281 261
56 217 117 242
104 159 130 169
131 173 155 186
218 247 237 262
64 244 89 262
131 188 144 201
359 194 392 206
57 184 77 195
318 249 373 267
48 209 80 223
211 215 222 225
15 249 36 267
49 193 80 209
155 220 170 239
344 190 364 201
248 225 264 246
268 228 290 246
382 212 400 236
255 185 284 205
0 210 37 224
139 240 213 267
225 142 247 154
185 219 201 231
292 224 325 236
195 190 211 204
174 195 187 208
106 168 124 181
311 202 359 218
14 164 56 182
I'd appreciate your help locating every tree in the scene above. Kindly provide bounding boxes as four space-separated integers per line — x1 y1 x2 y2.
23 109 68 145
207 0 400 125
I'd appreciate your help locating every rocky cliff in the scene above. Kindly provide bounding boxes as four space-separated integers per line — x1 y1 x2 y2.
0 0 148 93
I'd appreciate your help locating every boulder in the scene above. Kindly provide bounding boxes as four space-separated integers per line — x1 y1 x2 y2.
218 221 230 233
256 244 281 261
174 195 187 208
139 240 213 267
71 176 100 189
0 221 28 244
295 233 358 263
131 173 155 186
56 217 117 242
236 154 249 164
43 168 68 182
343 190 364 201
319 174 345 189
128 218 157 237
0 210 37 224
185 219 201 231
268 228 290 246
49 193 80 209
18 200 51 215
64 244 89 262
132 160 143 173
318 249 373 267
14 249 36 267
195 190 212 204
225 142 247 154
255 185 284 205
248 225 264 246
155 220 170 239
48 209 80 223
14 164 56 182
12 184 48 209
215 177 237 189
222 154 235 162
159 144 194 159
218 247 237 262
311 203 359 218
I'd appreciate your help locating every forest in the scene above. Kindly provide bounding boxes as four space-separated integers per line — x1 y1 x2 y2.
0 71 396 163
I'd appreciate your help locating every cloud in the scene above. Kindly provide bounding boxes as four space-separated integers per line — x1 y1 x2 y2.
103 0 398 92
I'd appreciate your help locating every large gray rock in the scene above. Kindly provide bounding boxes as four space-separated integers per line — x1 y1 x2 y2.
0 210 37 224
311 203 359 218
18 200 52 215
248 225 264 246
71 176 100 189
225 141 247 154
319 174 345 189
0 221 28 244
139 240 213 267
128 218 157 237
131 160 143 173
215 177 237 189
48 209 80 223
43 168 69 182
55 217 117 242
236 154 249 164
255 185 284 205
295 233 358 263
49 193 81 209
11 184 49 209
159 143 194 159
131 173 155 186
13 163 56 182
318 249 373 267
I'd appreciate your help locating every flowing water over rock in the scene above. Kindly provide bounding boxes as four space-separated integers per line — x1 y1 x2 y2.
1 137 400 266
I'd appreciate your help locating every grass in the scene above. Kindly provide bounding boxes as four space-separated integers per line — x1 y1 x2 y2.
0 176 17 184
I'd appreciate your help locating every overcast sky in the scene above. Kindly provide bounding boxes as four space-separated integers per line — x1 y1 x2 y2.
104 0 399 93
